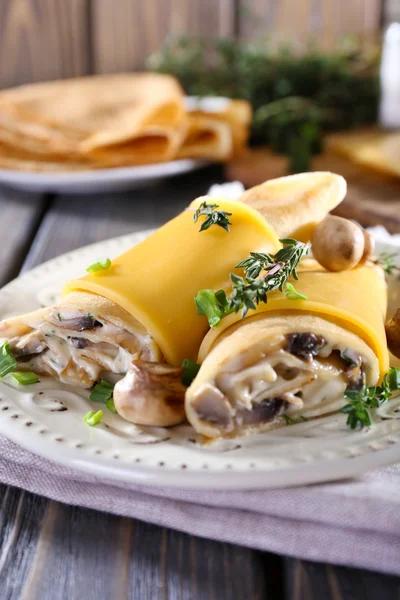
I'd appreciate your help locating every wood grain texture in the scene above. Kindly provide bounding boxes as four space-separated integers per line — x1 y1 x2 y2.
0 0 90 89
284 558 400 599
91 0 235 73
0 189 47 286
238 0 382 44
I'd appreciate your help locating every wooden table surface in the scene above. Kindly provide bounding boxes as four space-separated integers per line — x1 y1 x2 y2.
0 165 399 600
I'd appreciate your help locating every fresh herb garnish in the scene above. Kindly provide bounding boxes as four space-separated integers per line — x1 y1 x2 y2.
194 289 227 327
106 398 117 413
193 201 232 233
341 367 400 429
83 410 103 427
90 379 117 414
86 258 112 274
285 282 308 301
0 342 17 378
90 379 114 404
195 239 310 327
181 359 201 386
377 252 400 276
57 313 62 321
284 414 308 425
11 372 39 385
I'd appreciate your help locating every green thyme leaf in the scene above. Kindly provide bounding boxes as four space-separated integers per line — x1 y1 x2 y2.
11 372 39 385
83 410 103 427
196 239 310 327
193 201 232 233
86 258 112 274
285 282 308 301
377 252 399 276
181 359 201 386
0 342 17 378
341 367 400 429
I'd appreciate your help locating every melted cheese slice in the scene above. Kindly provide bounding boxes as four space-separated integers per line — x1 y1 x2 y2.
63 197 281 365
198 260 389 377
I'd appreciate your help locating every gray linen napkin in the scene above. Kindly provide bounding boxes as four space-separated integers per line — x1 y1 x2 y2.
0 435 399 576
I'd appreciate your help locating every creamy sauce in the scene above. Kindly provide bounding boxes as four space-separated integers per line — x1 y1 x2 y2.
6 308 162 388
205 338 370 432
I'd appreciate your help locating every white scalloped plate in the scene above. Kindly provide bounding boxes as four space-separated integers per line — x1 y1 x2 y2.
0 230 399 489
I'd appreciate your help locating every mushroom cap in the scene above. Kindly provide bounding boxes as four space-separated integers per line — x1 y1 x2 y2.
312 216 365 271
359 230 375 265
113 360 186 427
386 309 400 360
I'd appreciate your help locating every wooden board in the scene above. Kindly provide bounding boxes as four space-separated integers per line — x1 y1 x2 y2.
238 0 382 46
0 0 90 89
91 0 235 73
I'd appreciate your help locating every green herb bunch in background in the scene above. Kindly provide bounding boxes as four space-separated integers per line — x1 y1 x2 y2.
148 36 380 170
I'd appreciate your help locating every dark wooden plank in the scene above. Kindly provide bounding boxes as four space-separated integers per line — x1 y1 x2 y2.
0 0 90 89
0 485 49 600
91 0 235 73
284 558 400 600
0 188 47 285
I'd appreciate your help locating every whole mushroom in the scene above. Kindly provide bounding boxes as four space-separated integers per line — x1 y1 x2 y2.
386 309 400 360
113 360 186 427
312 216 374 272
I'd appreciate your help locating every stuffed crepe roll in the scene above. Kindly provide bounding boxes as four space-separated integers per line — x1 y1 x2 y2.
186 261 389 438
0 197 280 387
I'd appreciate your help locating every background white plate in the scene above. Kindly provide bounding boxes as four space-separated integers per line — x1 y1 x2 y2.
0 230 399 489
0 159 209 194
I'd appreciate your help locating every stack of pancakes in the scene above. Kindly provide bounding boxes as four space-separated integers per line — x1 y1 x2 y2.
0 73 251 172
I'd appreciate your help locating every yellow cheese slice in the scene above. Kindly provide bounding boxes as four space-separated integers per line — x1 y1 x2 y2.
63 197 281 365
198 260 389 377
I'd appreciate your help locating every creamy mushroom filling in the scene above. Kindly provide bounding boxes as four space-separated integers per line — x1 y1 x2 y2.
6 307 162 388
191 332 367 433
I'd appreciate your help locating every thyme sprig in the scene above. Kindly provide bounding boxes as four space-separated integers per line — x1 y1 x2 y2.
193 201 232 233
341 367 400 429
377 252 400 276
195 239 310 327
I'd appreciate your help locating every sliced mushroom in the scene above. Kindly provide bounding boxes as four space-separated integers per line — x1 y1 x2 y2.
237 397 288 426
285 332 326 360
113 360 186 427
386 309 400 359
13 331 47 357
50 313 103 332
191 383 234 430
68 337 91 349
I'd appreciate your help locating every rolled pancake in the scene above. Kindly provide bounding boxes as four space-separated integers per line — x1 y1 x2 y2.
176 116 234 160
0 197 280 387
177 98 252 161
186 261 389 438
0 74 186 166
0 292 162 388
239 172 347 241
